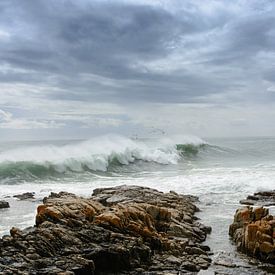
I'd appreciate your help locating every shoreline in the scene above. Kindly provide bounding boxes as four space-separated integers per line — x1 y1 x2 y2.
0 185 274 274
1 185 212 274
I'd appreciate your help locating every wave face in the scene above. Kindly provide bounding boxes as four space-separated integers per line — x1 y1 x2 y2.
0 135 206 183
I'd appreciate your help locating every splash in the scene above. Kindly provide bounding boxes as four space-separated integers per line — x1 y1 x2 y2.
0 134 206 182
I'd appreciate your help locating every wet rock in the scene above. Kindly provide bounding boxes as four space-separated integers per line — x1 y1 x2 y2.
239 199 255 206
181 261 199 271
0 200 10 209
0 185 212 274
229 206 275 264
13 192 35 200
240 190 275 206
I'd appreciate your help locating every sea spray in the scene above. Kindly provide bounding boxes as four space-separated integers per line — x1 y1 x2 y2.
0 134 206 182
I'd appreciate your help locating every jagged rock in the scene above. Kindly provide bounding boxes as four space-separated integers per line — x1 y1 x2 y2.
0 185 212 274
0 200 10 209
229 206 275 264
240 190 275 206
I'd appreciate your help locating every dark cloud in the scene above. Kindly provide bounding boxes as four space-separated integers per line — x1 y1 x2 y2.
0 0 275 136
0 1 189 73
209 15 275 66
1 0 212 103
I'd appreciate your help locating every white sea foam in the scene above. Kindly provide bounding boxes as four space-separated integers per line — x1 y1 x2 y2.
0 134 205 174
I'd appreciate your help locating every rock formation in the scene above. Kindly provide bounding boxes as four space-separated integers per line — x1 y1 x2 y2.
239 190 275 206
0 200 9 209
229 205 275 264
0 185 212 274
13 192 35 200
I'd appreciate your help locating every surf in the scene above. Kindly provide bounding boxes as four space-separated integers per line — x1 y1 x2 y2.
0 134 207 182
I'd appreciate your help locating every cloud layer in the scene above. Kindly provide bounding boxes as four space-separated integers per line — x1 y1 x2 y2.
0 0 275 139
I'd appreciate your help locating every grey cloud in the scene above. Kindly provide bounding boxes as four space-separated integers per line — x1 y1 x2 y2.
0 0 275 136
1 2 186 71
202 14 275 68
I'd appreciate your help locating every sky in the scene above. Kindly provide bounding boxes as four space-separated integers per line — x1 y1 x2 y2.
0 0 275 140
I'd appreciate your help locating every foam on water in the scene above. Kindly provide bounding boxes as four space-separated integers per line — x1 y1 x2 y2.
0 134 206 183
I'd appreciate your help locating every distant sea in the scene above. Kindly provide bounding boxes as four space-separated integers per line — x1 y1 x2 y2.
0 135 274 271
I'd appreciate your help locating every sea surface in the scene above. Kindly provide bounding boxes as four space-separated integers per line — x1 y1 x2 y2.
0 135 274 273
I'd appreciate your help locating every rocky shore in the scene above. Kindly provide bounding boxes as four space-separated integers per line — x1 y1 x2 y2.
229 192 275 265
0 185 212 274
239 190 275 207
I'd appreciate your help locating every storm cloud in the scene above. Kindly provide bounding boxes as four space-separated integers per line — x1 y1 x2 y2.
0 0 275 139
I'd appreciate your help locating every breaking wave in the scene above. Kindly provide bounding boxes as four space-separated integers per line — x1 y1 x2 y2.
0 135 206 182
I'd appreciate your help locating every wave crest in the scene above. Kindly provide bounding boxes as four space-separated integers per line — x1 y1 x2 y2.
0 135 206 181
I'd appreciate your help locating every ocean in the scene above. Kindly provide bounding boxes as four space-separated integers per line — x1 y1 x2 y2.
0 135 274 272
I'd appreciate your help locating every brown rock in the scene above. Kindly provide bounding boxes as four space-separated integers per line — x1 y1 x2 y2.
254 207 268 220
259 242 274 254
0 185 212 274
229 204 275 264
245 224 258 242
259 233 273 243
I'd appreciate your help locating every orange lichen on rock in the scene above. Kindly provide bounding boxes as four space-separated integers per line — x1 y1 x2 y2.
0 185 212 274
229 206 275 263
36 193 104 225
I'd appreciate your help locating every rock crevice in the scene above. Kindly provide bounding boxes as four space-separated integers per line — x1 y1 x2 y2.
0 185 212 274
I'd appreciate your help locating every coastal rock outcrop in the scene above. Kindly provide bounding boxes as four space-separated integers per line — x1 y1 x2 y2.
229 205 275 264
0 185 212 274
13 192 35 200
0 200 9 209
239 190 275 206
